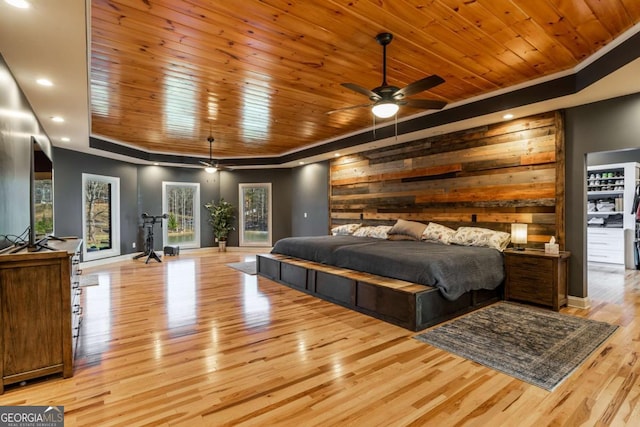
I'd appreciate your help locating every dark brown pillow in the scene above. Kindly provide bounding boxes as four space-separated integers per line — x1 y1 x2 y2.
387 219 427 241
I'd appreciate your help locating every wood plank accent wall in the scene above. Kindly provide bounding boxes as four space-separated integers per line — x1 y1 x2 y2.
330 111 565 248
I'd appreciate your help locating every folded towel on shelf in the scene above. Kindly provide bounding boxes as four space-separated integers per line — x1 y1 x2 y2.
588 217 605 226
596 201 616 212
605 214 624 227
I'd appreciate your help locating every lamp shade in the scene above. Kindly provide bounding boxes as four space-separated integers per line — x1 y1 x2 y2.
372 102 399 118
511 223 528 245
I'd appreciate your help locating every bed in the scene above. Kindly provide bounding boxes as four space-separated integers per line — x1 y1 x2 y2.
270 235 504 301
257 225 507 331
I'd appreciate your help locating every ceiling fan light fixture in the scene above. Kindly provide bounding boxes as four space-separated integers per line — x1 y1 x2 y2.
205 166 217 174
333 33 446 117
372 102 399 118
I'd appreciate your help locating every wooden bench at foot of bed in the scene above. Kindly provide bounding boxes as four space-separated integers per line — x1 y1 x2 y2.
257 253 502 331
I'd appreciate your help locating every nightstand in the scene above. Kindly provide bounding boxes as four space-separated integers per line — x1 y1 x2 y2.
503 248 571 311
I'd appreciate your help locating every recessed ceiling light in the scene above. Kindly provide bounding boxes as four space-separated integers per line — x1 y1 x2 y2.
60 137 70 142
51 116 64 122
5 0 30 9
503 113 514 120
334 153 340 157
36 78 53 87
299 161 305 165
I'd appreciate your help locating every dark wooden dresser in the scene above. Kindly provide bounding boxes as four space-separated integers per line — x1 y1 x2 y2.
504 248 570 311
0 238 82 393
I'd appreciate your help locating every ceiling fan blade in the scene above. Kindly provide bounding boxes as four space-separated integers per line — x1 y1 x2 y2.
326 103 373 115
393 75 445 99
341 83 381 100
213 161 233 171
403 98 447 110
199 160 213 167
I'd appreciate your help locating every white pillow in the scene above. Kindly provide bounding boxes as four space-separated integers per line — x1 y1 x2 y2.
449 226 511 251
421 222 456 244
331 223 361 235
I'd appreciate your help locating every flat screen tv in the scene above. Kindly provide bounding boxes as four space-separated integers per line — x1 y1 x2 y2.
5 137 60 253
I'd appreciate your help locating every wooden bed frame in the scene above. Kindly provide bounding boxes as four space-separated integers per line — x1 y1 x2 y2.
257 253 502 331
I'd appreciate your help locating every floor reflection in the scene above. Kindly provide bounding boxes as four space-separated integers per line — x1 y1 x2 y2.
166 259 197 329
241 274 270 328
77 273 111 359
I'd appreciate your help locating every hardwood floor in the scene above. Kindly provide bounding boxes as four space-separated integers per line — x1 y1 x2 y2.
1 251 639 426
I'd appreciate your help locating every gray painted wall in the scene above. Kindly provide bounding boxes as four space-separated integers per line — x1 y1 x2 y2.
53 148 139 253
588 148 640 166
291 162 330 236
221 169 294 246
565 92 640 298
137 165 220 250
53 150 302 254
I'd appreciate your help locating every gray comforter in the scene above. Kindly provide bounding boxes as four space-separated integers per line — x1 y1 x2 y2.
271 236 504 301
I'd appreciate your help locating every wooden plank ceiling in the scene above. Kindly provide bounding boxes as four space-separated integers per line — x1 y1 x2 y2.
90 0 640 160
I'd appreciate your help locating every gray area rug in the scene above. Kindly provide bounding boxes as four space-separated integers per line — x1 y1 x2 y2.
226 261 257 275
414 302 618 391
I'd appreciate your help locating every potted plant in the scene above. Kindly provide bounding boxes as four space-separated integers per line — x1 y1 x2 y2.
204 198 236 251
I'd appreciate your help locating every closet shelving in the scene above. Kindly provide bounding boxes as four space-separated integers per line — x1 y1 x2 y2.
587 163 639 267
587 167 624 223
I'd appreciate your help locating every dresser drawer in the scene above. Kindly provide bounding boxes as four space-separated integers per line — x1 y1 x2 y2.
509 283 553 306
588 248 624 263
506 257 553 283
508 271 553 292
588 228 624 246
587 228 624 264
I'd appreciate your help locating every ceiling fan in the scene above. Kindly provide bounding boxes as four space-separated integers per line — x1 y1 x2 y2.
329 32 447 118
200 130 231 173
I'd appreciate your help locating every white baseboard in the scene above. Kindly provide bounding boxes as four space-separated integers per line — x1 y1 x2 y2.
79 246 273 269
80 252 142 269
567 295 591 309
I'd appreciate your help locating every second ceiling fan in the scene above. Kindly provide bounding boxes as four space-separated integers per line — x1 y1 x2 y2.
329 32 447 118
200 131 232 173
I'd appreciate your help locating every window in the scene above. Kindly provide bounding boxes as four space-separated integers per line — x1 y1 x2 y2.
82 174 120 260
162 182 200 249
239 183 272 247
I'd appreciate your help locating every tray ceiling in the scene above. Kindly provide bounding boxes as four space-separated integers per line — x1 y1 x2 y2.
2 1 640 166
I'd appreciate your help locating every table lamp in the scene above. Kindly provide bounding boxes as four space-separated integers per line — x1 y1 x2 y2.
511 223 528 250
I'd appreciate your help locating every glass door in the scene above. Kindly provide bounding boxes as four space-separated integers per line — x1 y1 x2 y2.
82 173 120 260
239 183 272 247
162 182 200 249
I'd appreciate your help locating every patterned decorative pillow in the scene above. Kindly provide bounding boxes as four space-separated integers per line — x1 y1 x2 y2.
369 225 393 239
449 227 511 251
331 223 361 235
353 225 393 239
387 219 428 241
353 226 375 237
421 222 456 244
